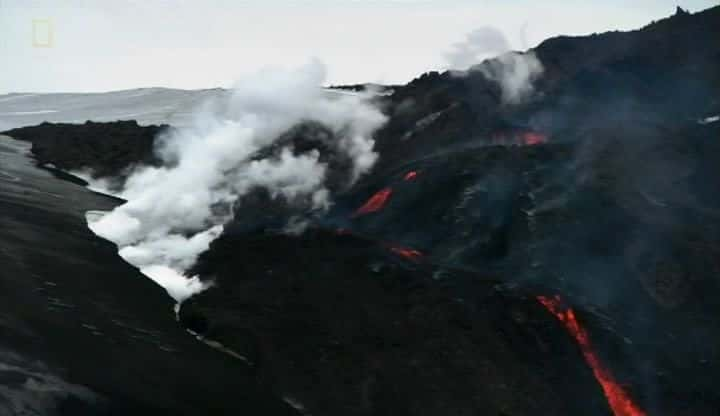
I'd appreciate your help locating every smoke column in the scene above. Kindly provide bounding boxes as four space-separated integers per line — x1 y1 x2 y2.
445 26 543 104
87 60 387 302
444 26 512 69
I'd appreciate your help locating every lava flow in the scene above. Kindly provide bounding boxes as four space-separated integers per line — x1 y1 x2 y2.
404 171 418 181
522 131 547 146
354 171 418 217
389 246 423 261
537 295 646 416
491 130 548 146
354 187 393 216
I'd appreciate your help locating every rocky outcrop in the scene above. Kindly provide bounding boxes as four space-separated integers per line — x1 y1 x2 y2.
182 6 720 415
0 136 296 415
3 6 720 416
2 120 164 180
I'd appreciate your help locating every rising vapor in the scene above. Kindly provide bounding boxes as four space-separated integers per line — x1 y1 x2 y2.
444 26 512 69
445 26 544 104
88 60 387 302
478 51 543 104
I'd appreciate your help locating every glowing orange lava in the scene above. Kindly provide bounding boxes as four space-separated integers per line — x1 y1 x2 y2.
389 246 423 261
404 171 418 181
522 132 547 146
354 187 393 216
537 295 646 416
491 130 547 146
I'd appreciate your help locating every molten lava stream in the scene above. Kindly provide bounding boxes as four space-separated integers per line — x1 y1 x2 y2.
522 131 547 146
537 295 646 416
354 187 392 216
403 171 418 181
389 246 423 261
354 171 417 217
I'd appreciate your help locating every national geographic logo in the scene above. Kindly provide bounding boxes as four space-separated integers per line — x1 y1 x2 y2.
32 18 54 48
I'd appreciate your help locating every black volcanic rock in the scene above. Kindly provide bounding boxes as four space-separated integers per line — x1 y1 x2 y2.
3 6 720 416
2 120 164 180
326 83 399 93
184 6 720 416
182 230 611 416
367 6 720 177
0 136 297 415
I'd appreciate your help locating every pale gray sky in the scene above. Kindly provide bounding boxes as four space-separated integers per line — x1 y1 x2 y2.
0 0 717 93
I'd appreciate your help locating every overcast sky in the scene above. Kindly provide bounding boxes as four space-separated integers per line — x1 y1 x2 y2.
0 0 716 93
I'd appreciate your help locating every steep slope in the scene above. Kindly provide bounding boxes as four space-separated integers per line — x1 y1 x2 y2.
0 136 296 414
3 6 719 416
183 6 720 415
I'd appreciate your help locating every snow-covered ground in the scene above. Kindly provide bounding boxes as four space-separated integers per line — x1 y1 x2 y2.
0 87 364 131
0 88 227 131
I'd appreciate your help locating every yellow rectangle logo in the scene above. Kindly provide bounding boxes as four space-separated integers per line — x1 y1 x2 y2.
32 19 54 48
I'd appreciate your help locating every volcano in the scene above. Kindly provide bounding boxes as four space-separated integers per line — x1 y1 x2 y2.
1 5 720 416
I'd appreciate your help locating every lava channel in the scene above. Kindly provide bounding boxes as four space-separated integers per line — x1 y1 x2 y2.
354 187 392 216
522 131 547 146
537 295 646 416
491 130 548 146
389 246 423 261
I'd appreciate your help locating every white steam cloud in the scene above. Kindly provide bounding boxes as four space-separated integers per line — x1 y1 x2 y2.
444 26 511 70
87 60 387 302
478 51 543 104
68 169 116 195
444 26 543 104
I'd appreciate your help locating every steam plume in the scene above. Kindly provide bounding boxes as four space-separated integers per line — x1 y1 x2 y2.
478 51 543 104
88 60 387 302
444 26 511 69
445 26 543 104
